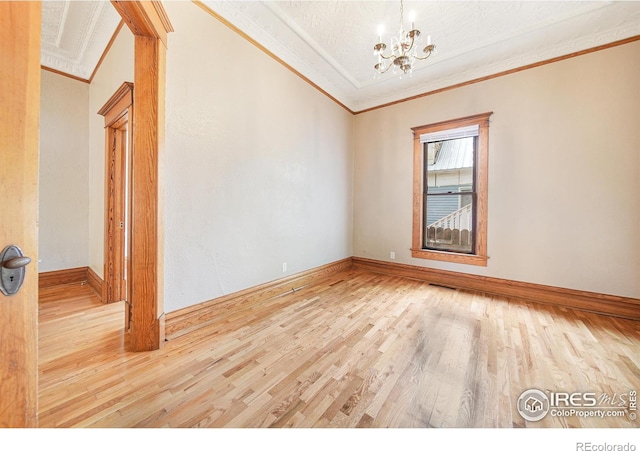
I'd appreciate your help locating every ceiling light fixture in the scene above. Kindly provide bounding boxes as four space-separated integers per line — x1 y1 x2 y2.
373 0 436 77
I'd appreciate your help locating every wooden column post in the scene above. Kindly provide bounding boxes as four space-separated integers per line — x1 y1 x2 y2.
111 1 173 351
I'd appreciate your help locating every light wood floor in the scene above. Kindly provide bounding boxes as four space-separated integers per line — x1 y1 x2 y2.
38 269 640 428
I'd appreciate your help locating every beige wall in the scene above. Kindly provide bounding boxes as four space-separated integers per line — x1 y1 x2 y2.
41 4 638 309
354 41 640 298
87 26 134 278
39 70 90 272
162 2 354 312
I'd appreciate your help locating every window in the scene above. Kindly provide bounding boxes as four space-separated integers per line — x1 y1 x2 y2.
411 112 492 266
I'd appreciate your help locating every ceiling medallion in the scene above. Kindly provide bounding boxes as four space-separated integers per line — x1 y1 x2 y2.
373 0 436 77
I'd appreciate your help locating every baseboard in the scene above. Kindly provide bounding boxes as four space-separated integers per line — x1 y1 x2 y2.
352 257 640 321
38 267 88 289
86 267 104 300
165 257 354 340
39 266 104 301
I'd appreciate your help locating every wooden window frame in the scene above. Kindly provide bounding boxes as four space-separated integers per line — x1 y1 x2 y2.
411 112 492 266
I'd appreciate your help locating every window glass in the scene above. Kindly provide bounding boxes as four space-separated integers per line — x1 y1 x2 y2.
423 137 476 254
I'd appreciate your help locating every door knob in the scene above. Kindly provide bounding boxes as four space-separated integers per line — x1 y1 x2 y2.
0 245 31 296
3 256 31 269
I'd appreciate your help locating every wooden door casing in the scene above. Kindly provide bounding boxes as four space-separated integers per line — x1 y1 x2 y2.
99 83 133 331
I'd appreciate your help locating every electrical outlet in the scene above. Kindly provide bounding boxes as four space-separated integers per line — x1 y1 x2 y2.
390 251 395 260
282 262 287 272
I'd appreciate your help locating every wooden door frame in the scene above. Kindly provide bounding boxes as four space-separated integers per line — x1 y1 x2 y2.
98 82 133 310
110 1 173 351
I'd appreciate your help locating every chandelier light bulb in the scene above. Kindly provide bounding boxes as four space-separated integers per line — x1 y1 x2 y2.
377 24 384 42
409 10 416 29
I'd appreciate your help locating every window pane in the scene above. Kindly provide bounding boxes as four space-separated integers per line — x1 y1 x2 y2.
425 137 474 194
424 193 474 253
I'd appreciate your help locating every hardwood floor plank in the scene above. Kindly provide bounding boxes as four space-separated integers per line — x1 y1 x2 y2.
38 269 640 428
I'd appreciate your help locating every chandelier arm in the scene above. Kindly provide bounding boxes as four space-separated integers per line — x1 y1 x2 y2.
406 35 416 53
374 61 394 74
413 45 436 60
413 53 432 61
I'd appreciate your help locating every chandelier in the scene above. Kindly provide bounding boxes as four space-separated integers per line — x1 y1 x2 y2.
373 0 436 76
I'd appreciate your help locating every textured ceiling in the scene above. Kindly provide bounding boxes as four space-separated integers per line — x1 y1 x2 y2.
41 1 120 81
42 1 640 110
203 1 640 111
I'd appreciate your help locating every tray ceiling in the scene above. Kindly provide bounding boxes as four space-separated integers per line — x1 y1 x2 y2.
41 1 640 111
41 1 121 81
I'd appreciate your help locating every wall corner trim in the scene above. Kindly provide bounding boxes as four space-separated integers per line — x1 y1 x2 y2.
86 267 105 300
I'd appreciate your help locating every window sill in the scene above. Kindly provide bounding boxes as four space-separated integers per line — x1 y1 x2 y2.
411 248 488 266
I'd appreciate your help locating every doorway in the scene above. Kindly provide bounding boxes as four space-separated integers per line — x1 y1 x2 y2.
98 82 133 330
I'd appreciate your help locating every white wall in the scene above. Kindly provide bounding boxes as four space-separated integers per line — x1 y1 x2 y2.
162 2 354 312
354 41 640 299
39 71 90 272
87 26 134 278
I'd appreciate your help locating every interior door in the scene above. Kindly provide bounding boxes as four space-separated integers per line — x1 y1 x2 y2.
0 2 40 427
99 82 133 330
114 116 131 330
118 120 131 330
106 116 129 306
